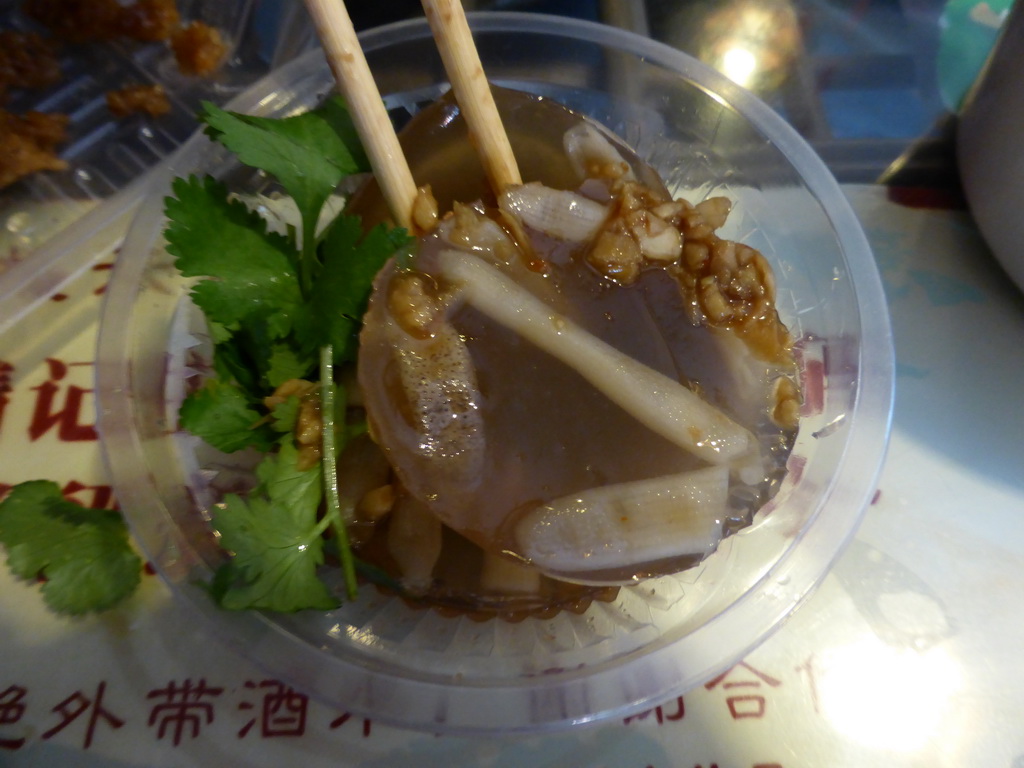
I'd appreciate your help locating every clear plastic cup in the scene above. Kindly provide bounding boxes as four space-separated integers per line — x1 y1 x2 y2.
95 12 894 734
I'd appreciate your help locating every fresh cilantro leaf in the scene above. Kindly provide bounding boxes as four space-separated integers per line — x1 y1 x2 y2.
253 441 324 516
165 175 306 339
200 97 370 289
163 98 414 616
303 215 412 362
269 396 301 434
0 481 141 615
210 444 337 612
201 98 367 227
207 319 234 345
212 336 264 400
213 495 337 612
214 313 312 397
179 379 276 453
394 238 418 271
266 343 313 388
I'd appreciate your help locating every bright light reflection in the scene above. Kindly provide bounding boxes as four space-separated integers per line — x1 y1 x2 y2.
816 635 962 752
722 46 757 87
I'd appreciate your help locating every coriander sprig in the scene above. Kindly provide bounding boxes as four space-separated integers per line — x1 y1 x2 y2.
0 97 402 617
320 345 358 601
0 482 142 615
200 98 368 295
171 97 410 612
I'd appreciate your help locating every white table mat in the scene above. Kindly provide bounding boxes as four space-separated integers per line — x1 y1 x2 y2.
2 184 1023 767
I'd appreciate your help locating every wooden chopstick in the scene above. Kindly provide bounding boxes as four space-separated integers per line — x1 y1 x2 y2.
304 0 521 226
303 0 418 229
421 0 522 193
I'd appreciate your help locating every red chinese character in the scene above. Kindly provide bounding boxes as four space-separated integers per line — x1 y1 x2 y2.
61 480 117 511
147 678 224 746
704 662 782 720
237 680 308 738
28 359 97 442
0 685 28 751
40 681 125 749
92 261 115 296
795 654 821 715
0 361 13 435
622 696 685 726
329 711 372 738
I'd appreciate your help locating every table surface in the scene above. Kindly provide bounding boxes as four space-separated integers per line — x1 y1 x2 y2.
2 2 1022 765
2 183 1023 767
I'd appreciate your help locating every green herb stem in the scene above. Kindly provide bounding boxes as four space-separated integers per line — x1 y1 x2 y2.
320 344 358 600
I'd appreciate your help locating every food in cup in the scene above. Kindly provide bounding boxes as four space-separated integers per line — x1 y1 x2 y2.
168 85 800 618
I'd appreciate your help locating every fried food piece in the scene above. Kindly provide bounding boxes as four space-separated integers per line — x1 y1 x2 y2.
171 21 227 76
0 109 69 189
106 83 171 117
0 31 62 99
23 0 181 43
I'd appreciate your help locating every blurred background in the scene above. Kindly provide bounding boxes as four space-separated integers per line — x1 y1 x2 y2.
349 0 1014 190
1 0 1012 235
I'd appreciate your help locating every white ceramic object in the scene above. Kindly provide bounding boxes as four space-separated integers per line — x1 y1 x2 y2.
957 0 1024 293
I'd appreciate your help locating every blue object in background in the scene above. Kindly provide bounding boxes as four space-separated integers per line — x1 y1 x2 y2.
937 0 1012 110
820 88 930 139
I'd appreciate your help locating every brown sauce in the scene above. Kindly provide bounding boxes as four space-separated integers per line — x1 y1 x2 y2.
347 87 800 618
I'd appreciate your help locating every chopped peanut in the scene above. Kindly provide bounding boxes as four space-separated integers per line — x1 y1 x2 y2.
388 272 440 338
772 375 801 430
699 276 734 323
588 229 643 284
262 379 323 470
652 199 691 226
263 378 317 410
627 210 682 262
411 184 439 233
683 240 710 271
652 189 793 364
618 180 669 212
294 398 322 471
586 159 630 180
695 196 732 230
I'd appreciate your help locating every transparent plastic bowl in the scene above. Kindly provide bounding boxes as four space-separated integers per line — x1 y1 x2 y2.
96 12 894 735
